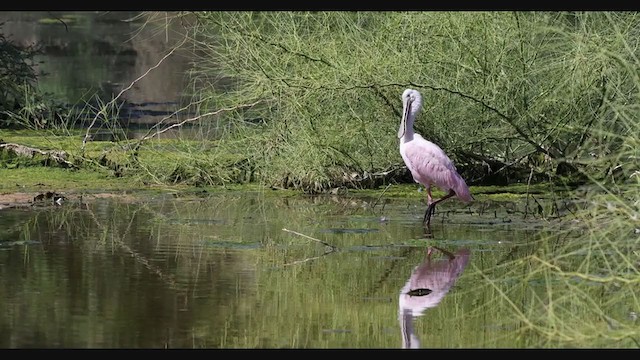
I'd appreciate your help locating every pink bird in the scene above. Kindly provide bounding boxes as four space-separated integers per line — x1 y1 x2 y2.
398 88 473 227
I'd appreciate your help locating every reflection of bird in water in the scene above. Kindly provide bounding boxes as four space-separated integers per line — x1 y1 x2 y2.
397 89 473 230
398 246 470 349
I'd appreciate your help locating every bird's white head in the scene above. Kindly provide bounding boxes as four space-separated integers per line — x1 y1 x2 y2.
398 89 423 139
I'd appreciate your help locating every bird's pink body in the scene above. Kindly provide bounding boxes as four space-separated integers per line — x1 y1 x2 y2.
398 89 472 223
400 134 473 203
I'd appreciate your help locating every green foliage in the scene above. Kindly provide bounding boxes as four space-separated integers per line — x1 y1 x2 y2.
189 11 639 191
0 23 77 130
0 129 259 189
0 23 40 127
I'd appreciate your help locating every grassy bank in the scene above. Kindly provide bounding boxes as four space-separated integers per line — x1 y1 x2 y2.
3 12 638 195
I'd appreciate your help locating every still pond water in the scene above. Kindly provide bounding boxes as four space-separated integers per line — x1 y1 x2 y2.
0 11 195 136
1 190 632 348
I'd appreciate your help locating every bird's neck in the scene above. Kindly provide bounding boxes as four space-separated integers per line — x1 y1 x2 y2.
402 115 416 142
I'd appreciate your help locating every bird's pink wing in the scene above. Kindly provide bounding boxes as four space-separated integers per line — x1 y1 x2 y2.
402 137 473 202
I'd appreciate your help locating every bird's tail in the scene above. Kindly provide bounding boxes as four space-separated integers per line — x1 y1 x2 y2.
453 175 474 203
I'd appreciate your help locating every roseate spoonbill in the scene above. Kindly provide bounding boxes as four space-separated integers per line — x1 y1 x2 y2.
398 88 473 227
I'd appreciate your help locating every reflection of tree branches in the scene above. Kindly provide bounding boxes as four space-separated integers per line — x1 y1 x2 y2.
494 241 542 266
365 246 414 299
282 228 337 250
371 183 393 211
84 204 178 289
531 256 640 285
474 263 541 332
282 249 335 267
281 228 338 267
46 12 68 32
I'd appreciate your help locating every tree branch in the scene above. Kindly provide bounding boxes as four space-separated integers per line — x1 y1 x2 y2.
248 33 335 68
81 34 189 152
131 100 263 149
407 81 552 158
251 68 551 159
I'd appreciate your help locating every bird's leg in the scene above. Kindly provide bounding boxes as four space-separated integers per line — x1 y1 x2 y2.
425 246 455 264
432 189 456 206
422 186 434 224
423 189 456 226
426 246 434 260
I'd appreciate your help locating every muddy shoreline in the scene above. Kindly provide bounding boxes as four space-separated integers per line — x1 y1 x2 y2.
0 191 142 210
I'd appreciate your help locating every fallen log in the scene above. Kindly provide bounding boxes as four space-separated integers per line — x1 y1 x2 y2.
0 142 77 169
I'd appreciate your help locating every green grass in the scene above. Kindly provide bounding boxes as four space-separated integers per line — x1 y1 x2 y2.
0 167 145 193
1 128 250 186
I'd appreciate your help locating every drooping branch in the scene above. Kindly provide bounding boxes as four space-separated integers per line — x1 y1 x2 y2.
407 82 552 158
213 21 552 160
130 100 263 150
248 32 335 68
264 74 554 158
371 85 401 119
81 34 189 152
282 250 335 267
213 16 336 69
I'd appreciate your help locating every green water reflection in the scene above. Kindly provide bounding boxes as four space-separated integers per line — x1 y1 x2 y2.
0 11 191 126
0 192 637 348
